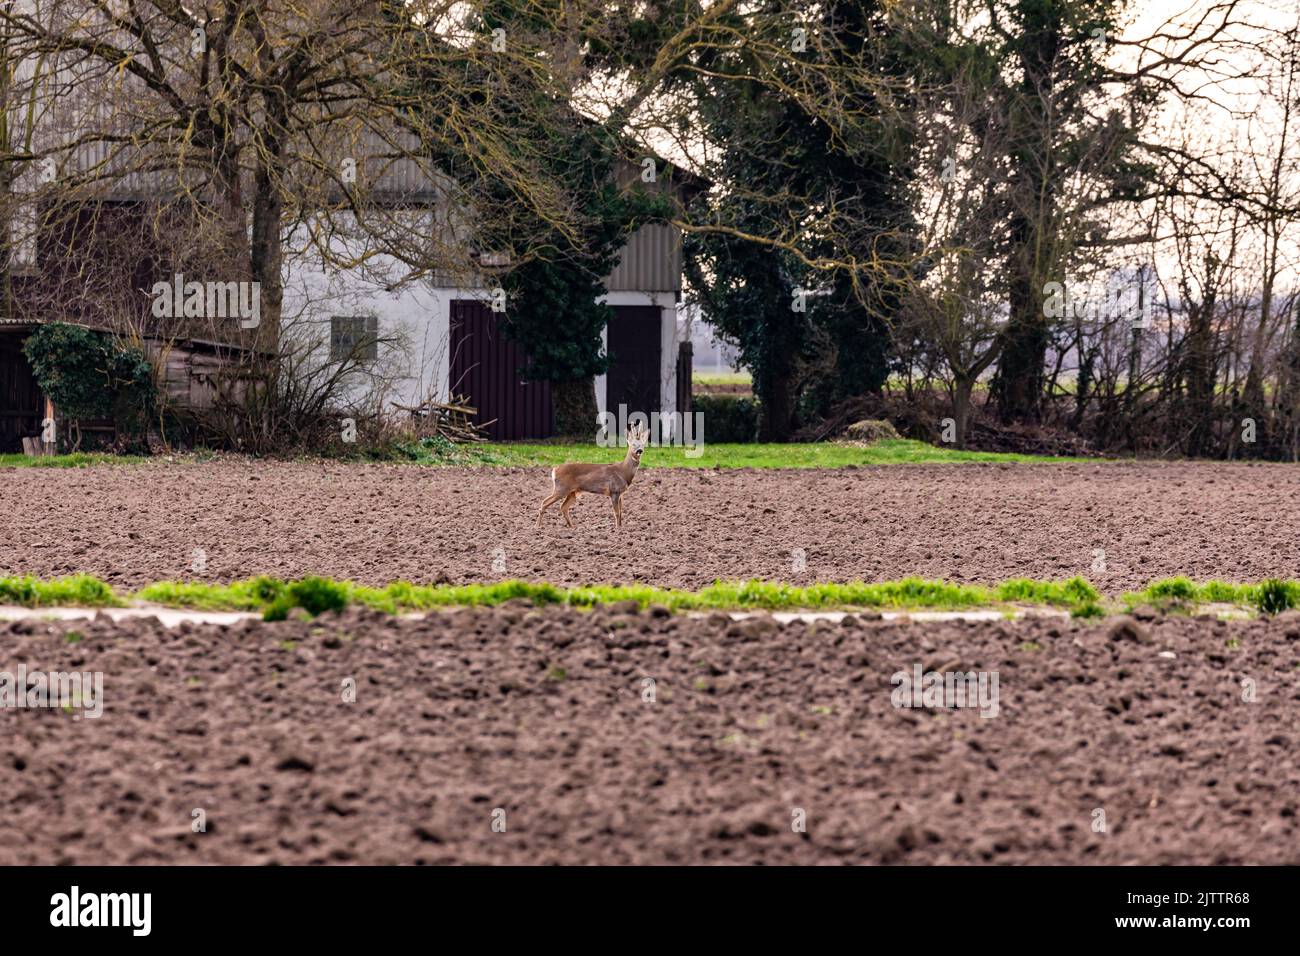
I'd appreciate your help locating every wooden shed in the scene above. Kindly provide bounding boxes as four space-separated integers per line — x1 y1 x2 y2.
0 321 43 453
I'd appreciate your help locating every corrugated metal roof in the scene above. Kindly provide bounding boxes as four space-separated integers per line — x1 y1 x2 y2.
606 223 682 293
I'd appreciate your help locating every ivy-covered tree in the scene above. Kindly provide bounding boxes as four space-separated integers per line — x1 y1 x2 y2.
462 2 680 436
683 0 919 439
495 128 672 435
684 224 813 441
802 1 919 413
22 323 154 448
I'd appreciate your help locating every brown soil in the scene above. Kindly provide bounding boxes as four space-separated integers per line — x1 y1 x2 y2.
2 605 1297 865
1 459 1297 592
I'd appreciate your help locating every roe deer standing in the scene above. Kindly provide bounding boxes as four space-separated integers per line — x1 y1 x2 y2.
537 424 649 528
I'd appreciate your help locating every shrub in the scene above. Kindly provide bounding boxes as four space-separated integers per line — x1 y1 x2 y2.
1255 578 1296 615
692 394 760 443
841 419 901 443
22 323 154 448
1144 577 1198 602
264 576 349 621
247 576 289 606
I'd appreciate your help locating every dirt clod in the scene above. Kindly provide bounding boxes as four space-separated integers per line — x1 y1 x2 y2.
1108 617 1151 644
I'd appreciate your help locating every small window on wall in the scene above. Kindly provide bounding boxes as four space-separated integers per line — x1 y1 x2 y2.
330 315 379 362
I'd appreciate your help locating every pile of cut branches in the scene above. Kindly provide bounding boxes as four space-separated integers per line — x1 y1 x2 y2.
392 394 493 443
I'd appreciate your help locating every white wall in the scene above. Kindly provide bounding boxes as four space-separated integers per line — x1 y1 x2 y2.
282 219 682 422
281 213 454 412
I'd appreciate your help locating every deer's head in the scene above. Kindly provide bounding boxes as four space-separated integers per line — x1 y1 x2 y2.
626 423 649 463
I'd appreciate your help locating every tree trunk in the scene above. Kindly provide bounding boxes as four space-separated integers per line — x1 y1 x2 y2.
759 372 795 441
993 264 1047 423
1071 330 1095 432
953 375 974 449
992 8 1067 426
1279 306 1300 461
1185 294 1217 458
553 377 597 437
251 164 284 354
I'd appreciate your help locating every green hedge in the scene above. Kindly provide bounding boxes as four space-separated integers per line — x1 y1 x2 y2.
692 394 760 443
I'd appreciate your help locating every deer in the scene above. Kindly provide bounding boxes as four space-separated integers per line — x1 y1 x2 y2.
537 423 649 528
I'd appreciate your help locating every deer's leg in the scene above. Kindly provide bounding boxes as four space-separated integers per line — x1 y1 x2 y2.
560 492 579 528
537 490 564 526
612 492 623 527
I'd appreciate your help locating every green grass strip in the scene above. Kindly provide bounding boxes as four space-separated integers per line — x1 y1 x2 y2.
137 576 1012 616
0 574 126 608
4 573 1298 619
995 577 1100 606
1124 576 1300 614
134 576 290 611
1 440 1103 470
372 438 1098 469
0 453 147 469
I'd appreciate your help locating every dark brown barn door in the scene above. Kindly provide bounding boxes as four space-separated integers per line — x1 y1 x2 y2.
0 332 42 453
448 300 553 440
606 305 662 420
